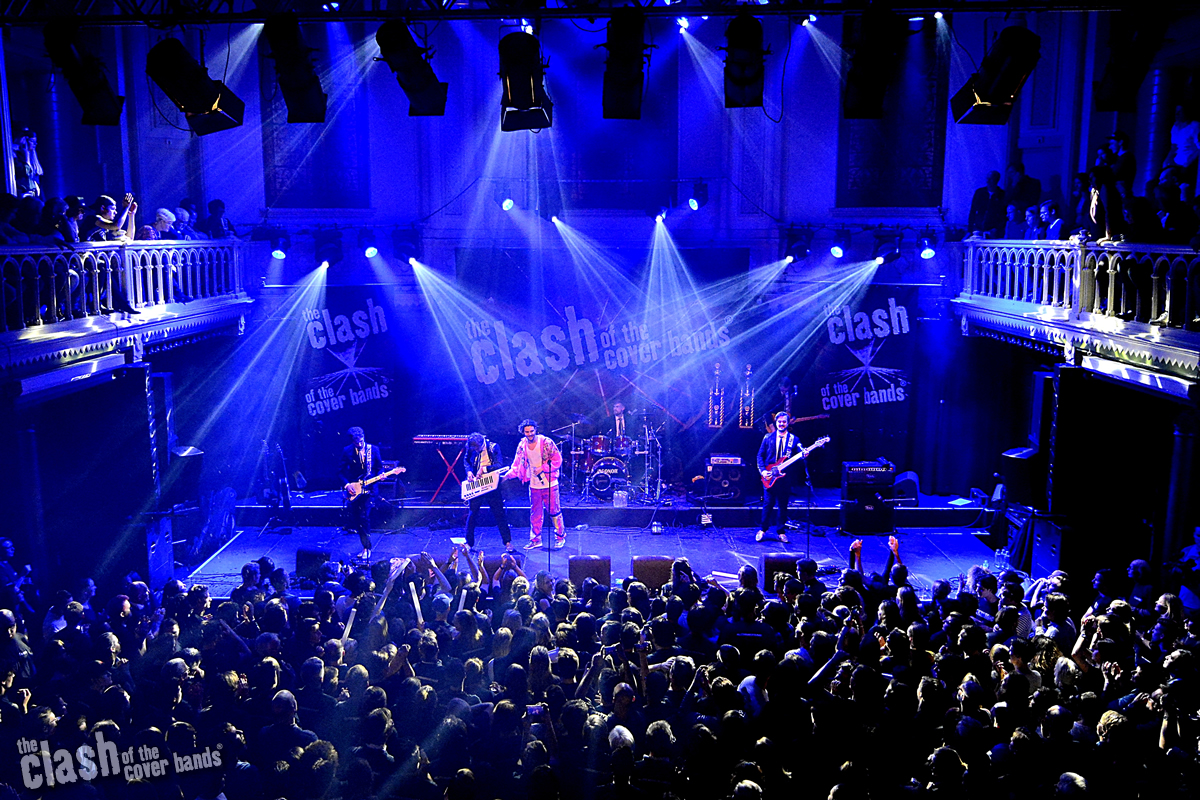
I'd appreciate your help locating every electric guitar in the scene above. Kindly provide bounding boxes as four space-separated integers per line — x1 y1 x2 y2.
761 436 830 488
345 467 406 500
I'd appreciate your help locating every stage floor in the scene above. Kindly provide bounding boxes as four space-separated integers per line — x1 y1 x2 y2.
188 518 997 600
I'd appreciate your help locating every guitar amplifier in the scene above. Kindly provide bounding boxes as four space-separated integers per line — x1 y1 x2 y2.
707 453 743 466
841 459 896 533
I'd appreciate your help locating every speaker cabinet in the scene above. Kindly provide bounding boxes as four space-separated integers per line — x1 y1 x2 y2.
296 546 332 581
631 556 673 591
760 553 799 593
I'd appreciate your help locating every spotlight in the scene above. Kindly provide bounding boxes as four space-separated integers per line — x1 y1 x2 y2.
873 232 902 265
272 240 289 260
688 181 708 211
314 229 343 268
499 31 552 131
146 38 245 135
919 230 937 259
951 26 1041 124
551 215 559 223
359 229 378 258
784 227 814 262
494 182 515 211
43 21 125 125
537 181 562 222
263 13 327 123
502 198 514 211
830 229 850 258
934 12 944 19
677 17 689 32
392 227 421 264
722 10 769 109
251 225 290 259
375 21 448 116
655 213 664 223
602 9 650 120
321 2 339 10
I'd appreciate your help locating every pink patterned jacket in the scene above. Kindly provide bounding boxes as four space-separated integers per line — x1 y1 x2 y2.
506 435 563 486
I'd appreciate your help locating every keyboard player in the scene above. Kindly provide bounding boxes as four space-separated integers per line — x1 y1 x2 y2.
464 433 515 552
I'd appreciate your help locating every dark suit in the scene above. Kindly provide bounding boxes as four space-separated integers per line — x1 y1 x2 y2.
968 187 1007 238
342 443 383 551
757 432 802 536
464 439 513 547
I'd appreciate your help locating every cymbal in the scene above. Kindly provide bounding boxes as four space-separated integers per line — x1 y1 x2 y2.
569 413 594 425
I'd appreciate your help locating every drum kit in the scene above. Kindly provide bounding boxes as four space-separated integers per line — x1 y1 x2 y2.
555 411 665 503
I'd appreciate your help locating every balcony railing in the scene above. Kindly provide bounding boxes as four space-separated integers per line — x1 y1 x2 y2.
960 238 1200 329
2 240 244 332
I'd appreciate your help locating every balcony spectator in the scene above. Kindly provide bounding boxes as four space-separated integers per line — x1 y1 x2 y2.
1085 167 1109 241
13 127 42 199
61 196 86 242
197 199 237 239
1069 173 1088 232
968 170 1006 239
82 194 136 242
1121 196 1163 244
1039 201 1063 241
1003 204 1023 239
178 197 199 225
13 196 42 237
1153 185 1199 245
153 208 180 240
1023 206 1044 240
174 207 202 240
1160 104 1199 196
1005 162 1041 213
135 225 158 241
1097 131 1135 243
37 197 68 240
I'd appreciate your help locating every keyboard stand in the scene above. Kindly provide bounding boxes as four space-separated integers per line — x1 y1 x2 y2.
431 445 463 504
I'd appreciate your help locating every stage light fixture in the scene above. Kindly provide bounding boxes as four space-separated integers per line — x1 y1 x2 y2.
830 229 850 258
499 31 552 131
314 229 343 268
392 227 421 264
934 12 944 19
272 239 289 259
688 181 708 211
493 182 516 211
601 9 650 120
251 224 290 259
950 26 1040 125
376 20 448 117
873 232 902 265
146 38 245 136
262 14 326 123
784 227 814 262
43 22 125 125
722 10 769 109
919 229 937 260
677 17 689 32
359 229 378 258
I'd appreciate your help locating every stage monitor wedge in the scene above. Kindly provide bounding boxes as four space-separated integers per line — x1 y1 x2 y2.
147 38 245 135
951 26 1041 125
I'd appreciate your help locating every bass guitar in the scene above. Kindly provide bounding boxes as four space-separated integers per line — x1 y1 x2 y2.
761 436 830 488
345 467 406 500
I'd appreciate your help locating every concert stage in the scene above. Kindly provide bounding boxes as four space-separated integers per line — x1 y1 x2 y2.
189 487 999 597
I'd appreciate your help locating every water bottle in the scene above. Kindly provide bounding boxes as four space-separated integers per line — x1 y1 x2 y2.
983 559 990 571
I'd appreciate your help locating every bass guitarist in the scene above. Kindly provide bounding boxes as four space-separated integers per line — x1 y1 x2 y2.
342 426 389 559
464 433 515 553
756 410 802 544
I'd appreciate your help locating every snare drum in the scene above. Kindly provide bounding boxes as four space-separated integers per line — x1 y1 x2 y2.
613 436 634 458
589 435 611 457
589 457 627 500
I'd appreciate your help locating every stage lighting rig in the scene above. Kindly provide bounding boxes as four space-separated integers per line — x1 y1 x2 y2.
918 229 937 260
392 227 421 265
873 231 902 265
146 38 245 136
784 227 814 263
499 31 552 131
43 22 125 125
314 229 343 269
376 20 449 116
950 26 1040 125
830 229 850 258
251 225 290 259
688 181 709 211
722 10 769 109
494 182 515 211
601 8 651 120
263 13 327 123
359 229 379 258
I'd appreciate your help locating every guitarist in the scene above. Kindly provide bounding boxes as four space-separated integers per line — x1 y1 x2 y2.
464 433 515 553
756 411 802 544
342 426 384 559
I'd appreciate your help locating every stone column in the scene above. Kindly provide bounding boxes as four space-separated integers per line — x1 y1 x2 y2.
1162 408 1197 563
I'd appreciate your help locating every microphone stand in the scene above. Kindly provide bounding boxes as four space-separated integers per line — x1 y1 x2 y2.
803 458 816 560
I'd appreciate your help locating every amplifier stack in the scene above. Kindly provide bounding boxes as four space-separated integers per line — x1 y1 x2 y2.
841 459 896 533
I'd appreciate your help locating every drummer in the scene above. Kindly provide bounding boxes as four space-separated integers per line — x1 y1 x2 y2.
609 401 629 439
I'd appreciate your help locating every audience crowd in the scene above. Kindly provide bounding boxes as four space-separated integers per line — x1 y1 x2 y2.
0 534 1198 800
969 105 1200 248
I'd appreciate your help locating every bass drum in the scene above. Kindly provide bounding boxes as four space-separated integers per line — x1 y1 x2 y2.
589 456 628 500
